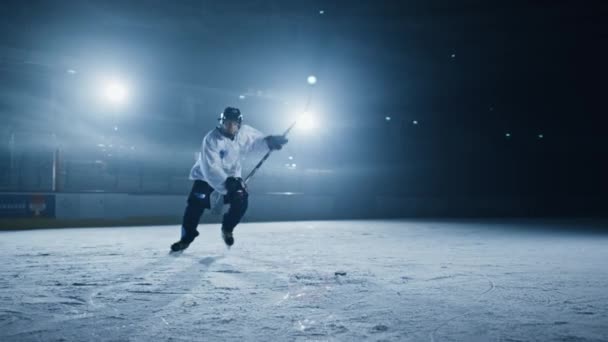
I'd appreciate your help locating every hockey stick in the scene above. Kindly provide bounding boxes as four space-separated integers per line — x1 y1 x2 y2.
244 75 316 183
243 120 297 184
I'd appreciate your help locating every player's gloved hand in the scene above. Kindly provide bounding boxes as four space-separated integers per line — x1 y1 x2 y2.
225 177 247 199
264 135 288 150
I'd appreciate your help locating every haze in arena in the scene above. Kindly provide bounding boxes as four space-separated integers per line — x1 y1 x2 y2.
0 1 607 341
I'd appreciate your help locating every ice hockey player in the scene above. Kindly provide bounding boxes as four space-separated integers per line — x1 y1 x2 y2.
170 107 288 252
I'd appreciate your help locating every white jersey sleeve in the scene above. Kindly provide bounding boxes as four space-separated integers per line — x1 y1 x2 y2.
239 125 269 154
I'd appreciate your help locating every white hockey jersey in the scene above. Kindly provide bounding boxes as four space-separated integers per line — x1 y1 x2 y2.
189 124 269 194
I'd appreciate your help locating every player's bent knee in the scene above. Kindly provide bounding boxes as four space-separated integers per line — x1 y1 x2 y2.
187 192 208 208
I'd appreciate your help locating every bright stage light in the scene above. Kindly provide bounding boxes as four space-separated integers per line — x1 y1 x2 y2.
102 79 129 105
298 112 317 131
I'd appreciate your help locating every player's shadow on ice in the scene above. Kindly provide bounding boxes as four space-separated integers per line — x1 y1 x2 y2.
199 255 225 266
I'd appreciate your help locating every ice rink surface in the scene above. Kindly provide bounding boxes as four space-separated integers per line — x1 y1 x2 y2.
1 219 607 341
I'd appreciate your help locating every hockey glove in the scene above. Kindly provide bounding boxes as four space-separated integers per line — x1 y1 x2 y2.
265 135 289 150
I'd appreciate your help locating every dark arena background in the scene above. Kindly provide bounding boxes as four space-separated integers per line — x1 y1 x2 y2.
1 1 607 341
